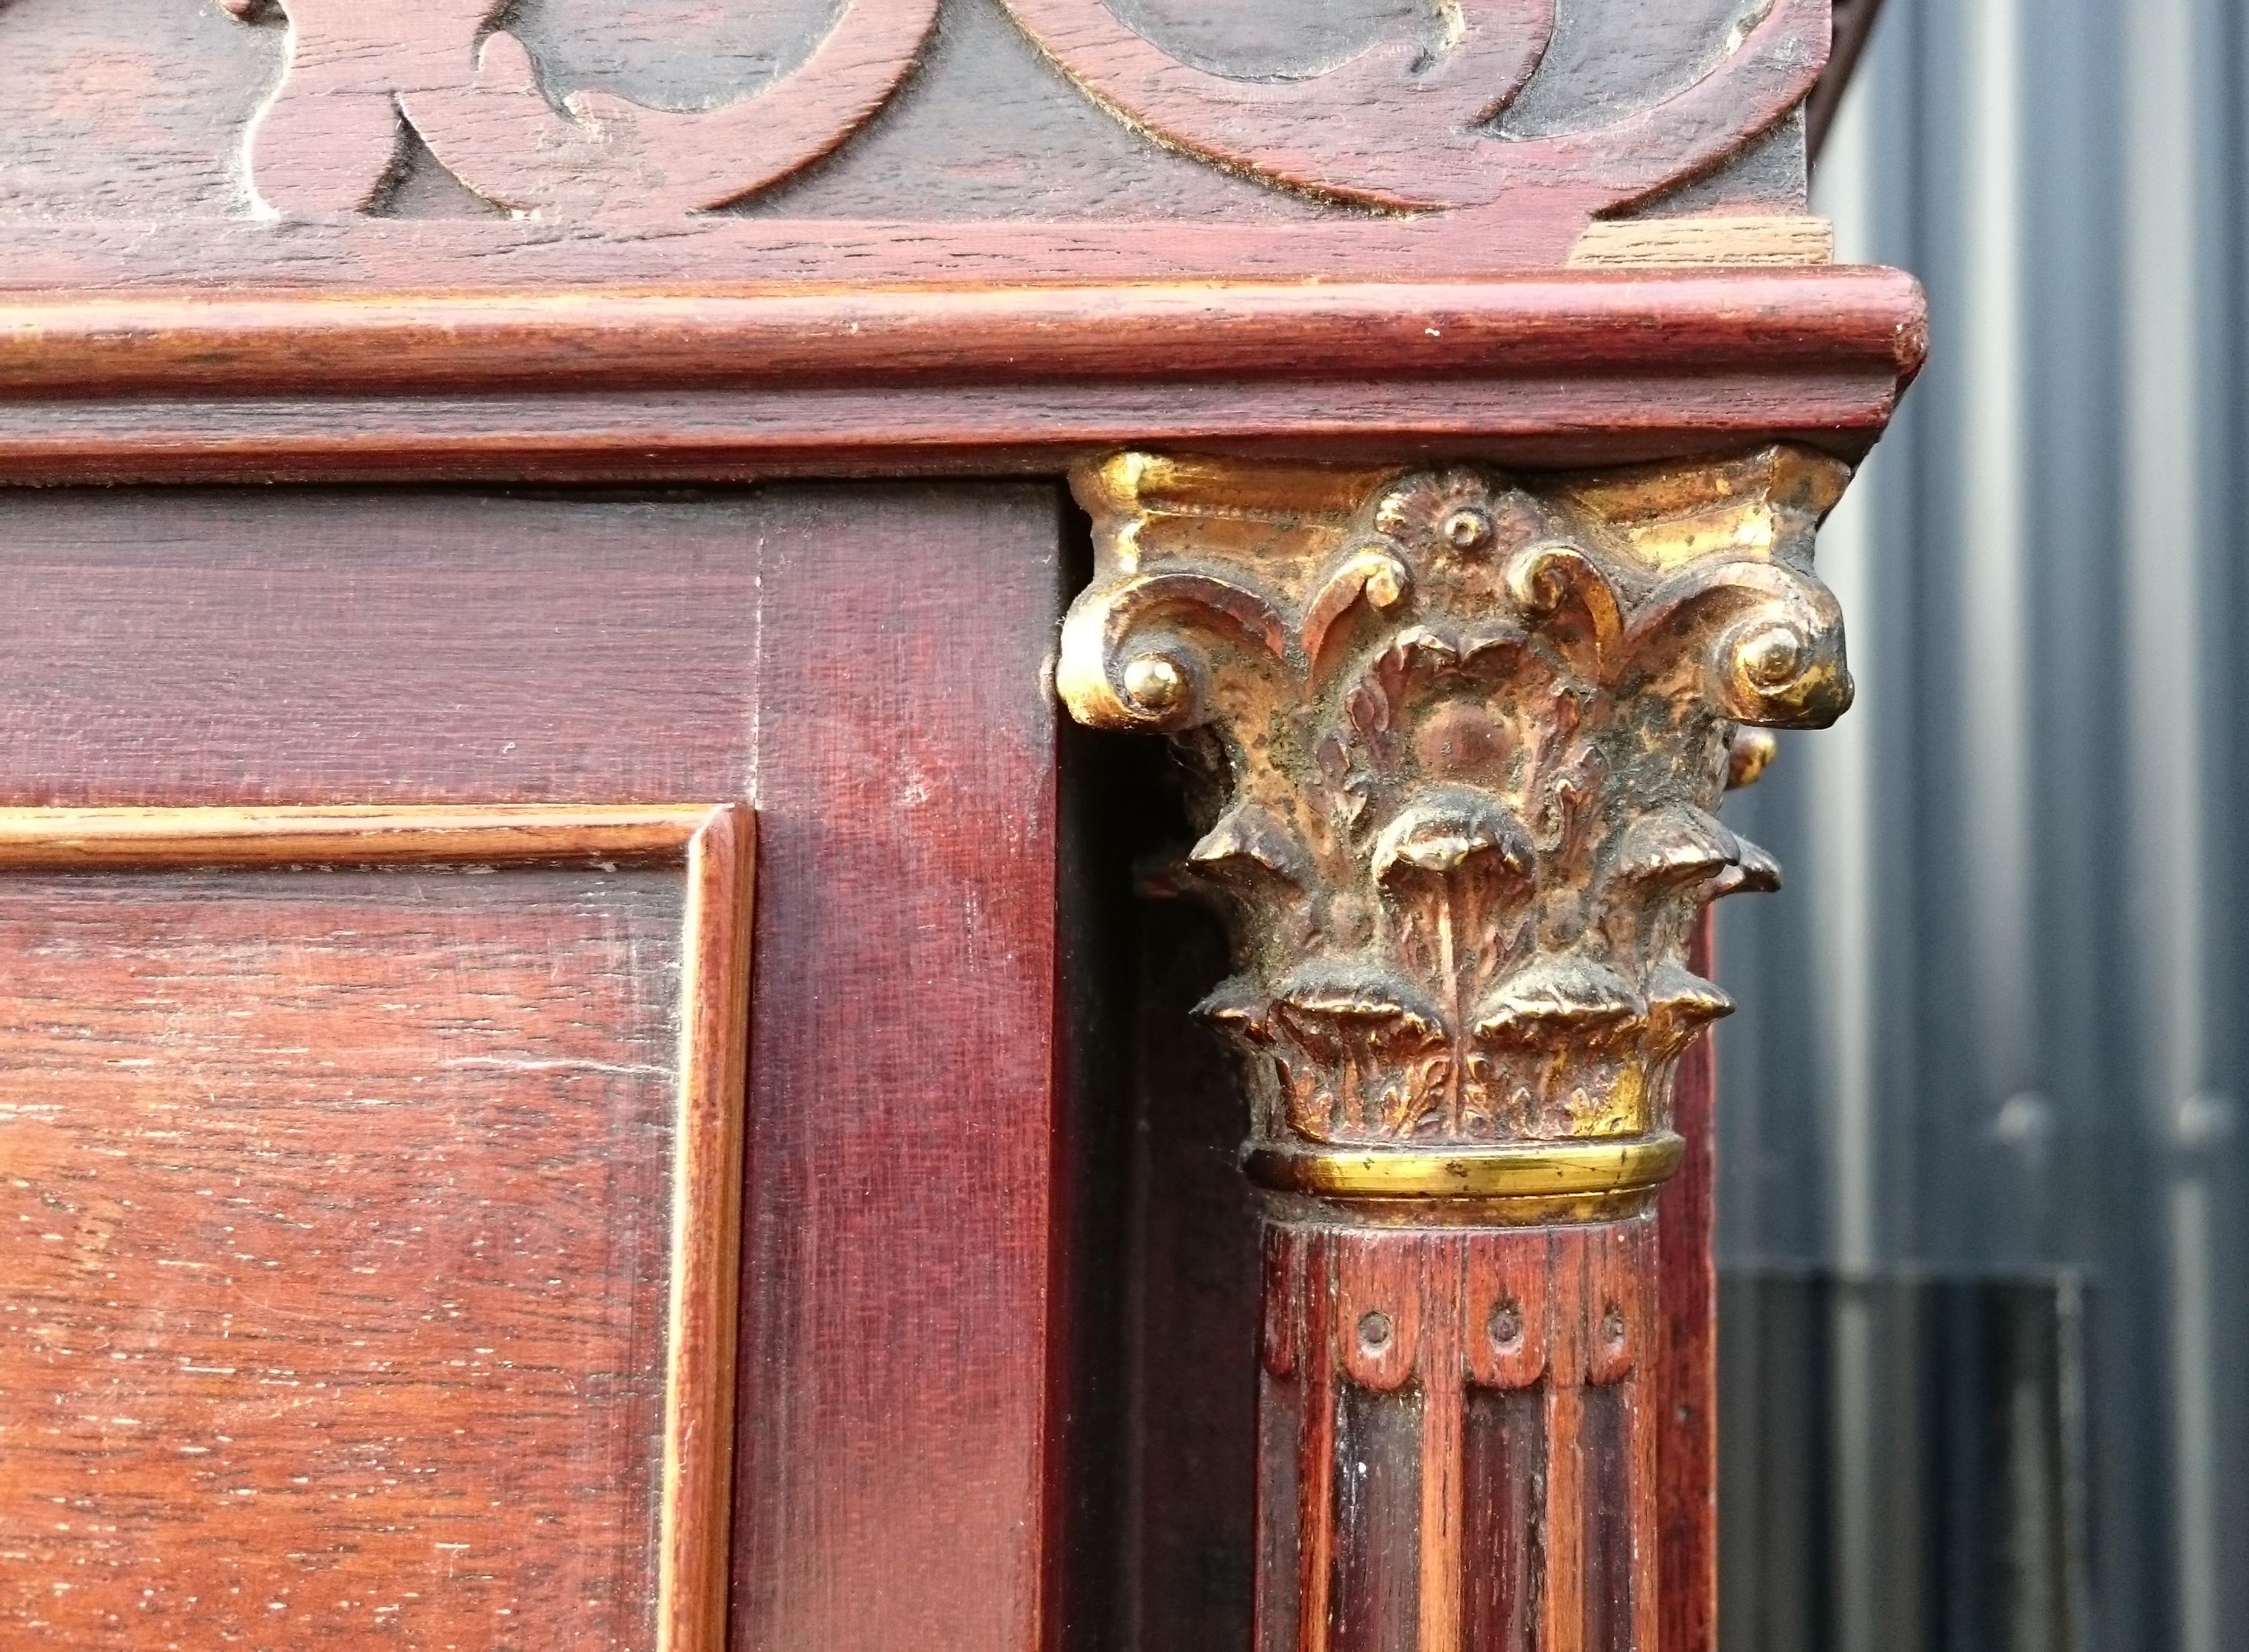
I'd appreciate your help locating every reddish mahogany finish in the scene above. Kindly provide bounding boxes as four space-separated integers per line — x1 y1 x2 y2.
0 864 685 1647
0 484 1069 1652
731 486 1066 1652
0 274 1923 395
0 0 1915 1641
0 272 1923 484
1256 1222 1662 1652
1658 918 1722 1652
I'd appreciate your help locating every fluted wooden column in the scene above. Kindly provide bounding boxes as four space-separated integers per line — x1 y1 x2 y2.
1060 447 1854 1651
1254 1221 1660 1652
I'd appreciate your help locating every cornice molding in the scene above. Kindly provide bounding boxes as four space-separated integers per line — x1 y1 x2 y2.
0 270 1924 483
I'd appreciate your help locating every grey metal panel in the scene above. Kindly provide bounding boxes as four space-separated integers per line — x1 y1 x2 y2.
1717 1270 2094 1652
1717 2 2249 1646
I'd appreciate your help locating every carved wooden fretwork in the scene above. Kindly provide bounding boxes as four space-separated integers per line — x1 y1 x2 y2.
219 0 940 216
216 0 1824 223
1061 446 1849 1202
1001 0 1829 213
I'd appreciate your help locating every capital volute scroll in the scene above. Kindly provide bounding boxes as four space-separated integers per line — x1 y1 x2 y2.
1059 446 1851 1224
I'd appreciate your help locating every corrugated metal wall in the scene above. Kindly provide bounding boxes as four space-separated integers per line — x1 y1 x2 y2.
1717 1 2249 1647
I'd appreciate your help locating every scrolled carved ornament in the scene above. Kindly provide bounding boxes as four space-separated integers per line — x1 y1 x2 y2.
217 0 1827 223
1059 444 1850 1218
1001 0 1828 213
217 0 943 216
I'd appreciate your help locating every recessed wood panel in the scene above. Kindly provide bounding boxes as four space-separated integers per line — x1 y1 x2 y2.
0 806 752 1652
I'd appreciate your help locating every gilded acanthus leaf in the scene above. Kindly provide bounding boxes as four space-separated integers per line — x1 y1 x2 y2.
1059 447 1851 1153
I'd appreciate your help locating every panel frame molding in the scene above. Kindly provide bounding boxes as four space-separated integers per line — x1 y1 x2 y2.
0 802 756 1652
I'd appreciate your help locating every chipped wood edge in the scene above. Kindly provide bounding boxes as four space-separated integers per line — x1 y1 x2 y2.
1568 215 1835 268
0 802 756 1652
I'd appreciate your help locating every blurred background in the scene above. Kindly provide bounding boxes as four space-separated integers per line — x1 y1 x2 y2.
1717 0 2249 1648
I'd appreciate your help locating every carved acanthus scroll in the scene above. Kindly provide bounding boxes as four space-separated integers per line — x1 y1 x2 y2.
1062 444 1848 1207
1001 0 1830 213
217 0 1822 224
220 0 939 216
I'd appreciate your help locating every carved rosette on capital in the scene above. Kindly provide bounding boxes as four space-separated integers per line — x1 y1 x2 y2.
1058 446 1853 1652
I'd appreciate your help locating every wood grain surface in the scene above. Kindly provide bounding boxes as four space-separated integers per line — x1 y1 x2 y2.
0 271 1926 483
0 373 1912 488
994 0 1821 214
0 215 1842 296
0 491 765 808
0 0 1801 255
1656 913 1720 1652
0 484 1069 1650
0 862 671 1645
0 274 1925 396
0 804 752 1652
236 0 942 219
1252 1221 1662 1652
1118 893 1260 1652
731 483 1063 1652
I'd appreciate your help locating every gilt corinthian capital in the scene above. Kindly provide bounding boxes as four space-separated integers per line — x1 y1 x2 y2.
1059 447 1850 1218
